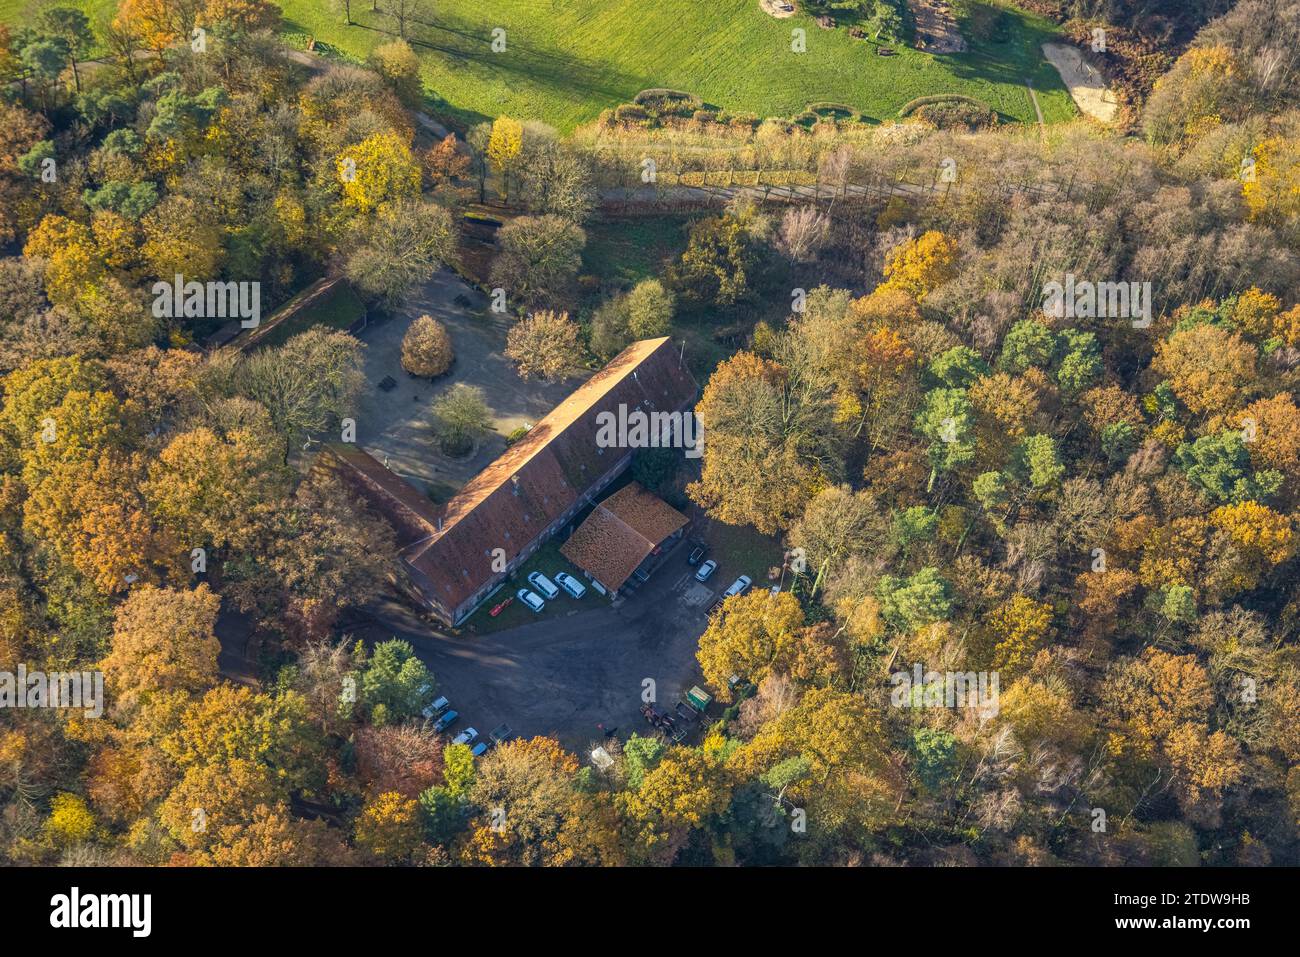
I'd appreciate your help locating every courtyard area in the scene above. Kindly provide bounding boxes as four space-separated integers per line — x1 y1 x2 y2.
351 268 582 498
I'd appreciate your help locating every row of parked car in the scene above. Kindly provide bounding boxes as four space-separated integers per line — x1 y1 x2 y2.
420 694 515 757
686 540 752 602
515 570 586 614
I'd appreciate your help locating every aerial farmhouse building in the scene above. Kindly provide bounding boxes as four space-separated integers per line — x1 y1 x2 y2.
324 337 698 625
560 482 689 596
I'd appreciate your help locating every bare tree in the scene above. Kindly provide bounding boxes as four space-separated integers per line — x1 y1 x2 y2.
387 0 429 38
777 205 829 263
332 0 355 25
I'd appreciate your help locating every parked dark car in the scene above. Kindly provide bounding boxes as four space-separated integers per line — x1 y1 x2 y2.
687 543 708 567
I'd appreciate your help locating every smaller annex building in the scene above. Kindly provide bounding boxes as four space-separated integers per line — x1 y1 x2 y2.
561 482 689 597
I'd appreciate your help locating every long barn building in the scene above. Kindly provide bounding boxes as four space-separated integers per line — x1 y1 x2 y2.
323 337 698 626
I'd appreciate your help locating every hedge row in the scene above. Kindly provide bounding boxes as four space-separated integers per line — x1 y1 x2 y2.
897 93 993 117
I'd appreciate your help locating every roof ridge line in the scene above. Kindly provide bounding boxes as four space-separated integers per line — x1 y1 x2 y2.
595 499 659 551
428 337 674 538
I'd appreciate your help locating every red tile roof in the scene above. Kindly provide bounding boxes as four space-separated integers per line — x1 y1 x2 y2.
560 482 688 591
402 337 697 614
319 443 441 548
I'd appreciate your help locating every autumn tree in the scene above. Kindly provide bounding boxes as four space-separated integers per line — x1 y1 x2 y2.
157 685 322 850
776 205 829 262
368 39 421 104
618 746 731 864
203 803 353 866
697 591 845 699
430 383 490 457
734 687 902 849
1240 393 1300 490
335 129 421 214
504 310 579 381
228 472 394 639
1153 323 1257 418
115 0 280 51
43 793 96 849
345 198 455 307
669 211 760 307
424 134 470 193
235 329 366 451
24 452 173 594
971 594 1054 675
879 230 958 302
140 195 224 281
789 484 886 579
463 736 599 867
99 584 221 715
485 116 523 203
688 351 839 535
144 424 289 551
355 791 424 863
400 314 454 378
488 215 585 310
589 279 675 358
514 128 596 224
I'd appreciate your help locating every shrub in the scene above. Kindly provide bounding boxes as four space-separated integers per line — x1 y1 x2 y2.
432 383 490 457
897 94 993 118
913 100 998 131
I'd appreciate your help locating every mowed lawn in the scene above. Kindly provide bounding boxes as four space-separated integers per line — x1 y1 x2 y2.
279 0 1073 130
2 0 1076 129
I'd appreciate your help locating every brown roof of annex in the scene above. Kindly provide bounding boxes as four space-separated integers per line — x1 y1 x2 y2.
560 482 689 591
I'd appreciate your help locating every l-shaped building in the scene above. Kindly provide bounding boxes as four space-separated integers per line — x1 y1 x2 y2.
323 337 698 626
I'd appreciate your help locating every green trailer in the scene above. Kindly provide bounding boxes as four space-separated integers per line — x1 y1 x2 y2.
686 686 712 713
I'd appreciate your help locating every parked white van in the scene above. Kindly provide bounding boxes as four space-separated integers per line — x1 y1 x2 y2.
528 571 560 599
517 589 545 613
554 571 587 598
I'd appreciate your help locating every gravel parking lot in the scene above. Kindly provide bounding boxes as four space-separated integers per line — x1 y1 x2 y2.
347 538 723 752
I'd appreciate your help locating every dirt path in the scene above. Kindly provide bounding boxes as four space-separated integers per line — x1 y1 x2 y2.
1041 42 1118 123
1026 80 1045 135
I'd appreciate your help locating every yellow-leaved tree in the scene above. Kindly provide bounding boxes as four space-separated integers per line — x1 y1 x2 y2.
486 115 524 202
878 230 958 301
336 130 421 214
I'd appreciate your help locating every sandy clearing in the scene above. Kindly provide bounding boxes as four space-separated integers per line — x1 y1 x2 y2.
759 0 797 18
1042 42 1119 123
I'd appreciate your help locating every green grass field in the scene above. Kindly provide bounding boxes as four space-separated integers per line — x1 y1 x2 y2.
1 0 1075 130
281 0 1075 131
